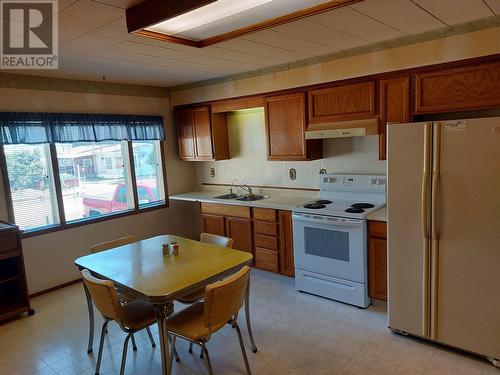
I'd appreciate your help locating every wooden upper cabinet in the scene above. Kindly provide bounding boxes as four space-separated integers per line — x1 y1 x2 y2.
308 81 376 123
378 76 411 160
192 107 214 160
175 109 196 160
265 92 322 161
414 61 500 114
175 106 230 161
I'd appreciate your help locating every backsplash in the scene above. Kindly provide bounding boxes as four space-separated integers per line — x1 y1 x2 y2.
195 108 386 190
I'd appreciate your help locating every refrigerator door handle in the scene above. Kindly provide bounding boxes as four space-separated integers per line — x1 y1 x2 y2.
430 122 442 340
421 123 432 337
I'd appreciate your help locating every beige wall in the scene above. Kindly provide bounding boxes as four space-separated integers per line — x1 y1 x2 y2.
0 87 198 294
195 109 385 189
171 26 500 106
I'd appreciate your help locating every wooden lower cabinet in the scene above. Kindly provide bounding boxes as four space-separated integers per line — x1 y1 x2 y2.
368 221 387 301
202 214 226 237
225 217 253 254
201 203 295 276
278 210 294 277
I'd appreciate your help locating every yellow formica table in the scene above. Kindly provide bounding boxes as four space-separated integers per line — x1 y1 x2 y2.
75 235 253 375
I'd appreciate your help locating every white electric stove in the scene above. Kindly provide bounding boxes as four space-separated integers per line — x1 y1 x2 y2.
292 174 386 308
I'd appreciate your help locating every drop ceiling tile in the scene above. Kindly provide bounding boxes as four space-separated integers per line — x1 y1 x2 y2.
483 0 500 14
58 0 124 23
413 0 494 24
351 0 445 33
273 19 367 50
242 29 335 56
310 7 405 43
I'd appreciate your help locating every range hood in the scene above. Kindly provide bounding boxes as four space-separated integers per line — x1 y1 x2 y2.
305 118 379 139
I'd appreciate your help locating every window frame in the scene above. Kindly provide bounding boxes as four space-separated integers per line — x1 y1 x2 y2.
0 140 169 238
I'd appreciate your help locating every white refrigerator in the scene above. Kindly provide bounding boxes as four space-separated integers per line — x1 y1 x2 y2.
387 118 500 366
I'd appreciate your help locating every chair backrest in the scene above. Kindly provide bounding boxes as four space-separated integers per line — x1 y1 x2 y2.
81 269 122 322
204 266 250 331
90 235 136 254
200 233 234 249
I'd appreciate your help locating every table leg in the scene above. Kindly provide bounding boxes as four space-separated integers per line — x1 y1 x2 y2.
83 282 94 354
154 304 171 375
245 279 257 353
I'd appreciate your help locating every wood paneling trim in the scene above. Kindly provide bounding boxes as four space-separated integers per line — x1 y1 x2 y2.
211 96 264 113
30 278 82 298
368 221 387 239
278 210 294 277
129 0 361 48
201 202 251 218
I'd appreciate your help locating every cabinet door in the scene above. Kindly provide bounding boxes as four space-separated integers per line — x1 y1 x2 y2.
226 217 253 254
279 210 294 277
379 76 411 160
308 81 376 123
175 109 195 160
265 93 308 160
192 107 214 160
202 214 226 237
368 237 387 301
414 61 500 114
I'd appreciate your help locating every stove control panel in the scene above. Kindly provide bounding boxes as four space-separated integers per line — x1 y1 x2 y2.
319 174 387 193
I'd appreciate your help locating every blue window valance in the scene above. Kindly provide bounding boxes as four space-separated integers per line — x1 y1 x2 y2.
0 112 165 145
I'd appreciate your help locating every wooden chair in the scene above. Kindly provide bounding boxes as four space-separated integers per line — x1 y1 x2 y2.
81 269 159 375
85 235 137 354
168 266 252 375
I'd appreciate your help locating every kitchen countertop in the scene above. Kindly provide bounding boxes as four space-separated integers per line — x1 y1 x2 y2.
169 190 315 211
366 207 387 222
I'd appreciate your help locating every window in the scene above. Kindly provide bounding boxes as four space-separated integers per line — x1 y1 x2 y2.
2 140 166 232
55 142 135 222
3 144 60 230
132 141 165 207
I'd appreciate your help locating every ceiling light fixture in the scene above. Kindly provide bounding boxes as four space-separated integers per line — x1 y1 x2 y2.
147 0 273 36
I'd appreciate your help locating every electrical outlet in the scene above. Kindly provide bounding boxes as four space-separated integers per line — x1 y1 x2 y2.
210 168 216 178
319 169 327 175
289 168 296 180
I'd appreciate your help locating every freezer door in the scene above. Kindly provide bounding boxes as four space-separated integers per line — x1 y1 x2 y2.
431 118 500 359
387 122 431 338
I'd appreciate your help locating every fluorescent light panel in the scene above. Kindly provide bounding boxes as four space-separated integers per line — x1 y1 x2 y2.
146 0 273 36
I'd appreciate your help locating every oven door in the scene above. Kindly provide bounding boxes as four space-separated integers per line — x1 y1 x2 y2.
292 213 367 283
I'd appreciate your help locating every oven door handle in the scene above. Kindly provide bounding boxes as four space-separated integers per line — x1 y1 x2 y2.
292 213 363 227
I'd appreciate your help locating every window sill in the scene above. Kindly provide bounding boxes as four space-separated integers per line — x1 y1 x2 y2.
21 201 168 239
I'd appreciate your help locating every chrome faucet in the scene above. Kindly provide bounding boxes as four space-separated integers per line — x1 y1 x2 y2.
239 184 253 196
229 178 253 196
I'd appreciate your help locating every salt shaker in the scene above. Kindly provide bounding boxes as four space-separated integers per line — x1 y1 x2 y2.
170 241 179 256
162 243 170 256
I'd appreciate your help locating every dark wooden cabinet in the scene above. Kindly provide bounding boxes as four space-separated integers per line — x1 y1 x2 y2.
308 81 376 123
226 216 253 254
368 221 387 301
0 222 34 322
278 210 294 277
414 61 500 114
265 93 322 161
378 76 411 160
202 214 226 237
175 106 230 161
253 208 279 272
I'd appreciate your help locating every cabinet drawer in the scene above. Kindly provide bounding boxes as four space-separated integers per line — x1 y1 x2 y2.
253 208 277 222
368 221 387 239
0 233 18 253
201 203 250 218
254 221 278 236
254 234 279 250
255 247 279 273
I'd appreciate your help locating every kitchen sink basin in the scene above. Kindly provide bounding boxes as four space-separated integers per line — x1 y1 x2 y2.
213 193 241 199
235 195 269 201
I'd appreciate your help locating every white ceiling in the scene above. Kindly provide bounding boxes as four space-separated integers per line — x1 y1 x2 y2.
2 0 499 88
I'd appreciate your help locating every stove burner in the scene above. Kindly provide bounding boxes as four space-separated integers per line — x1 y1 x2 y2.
351 203 375 209
304 203 326 209
315 200 332 205
345 207 365 213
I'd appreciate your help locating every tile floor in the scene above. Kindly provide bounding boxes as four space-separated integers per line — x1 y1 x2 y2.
0 269 498 375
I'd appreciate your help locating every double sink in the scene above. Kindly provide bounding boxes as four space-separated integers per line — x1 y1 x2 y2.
213 193 269 202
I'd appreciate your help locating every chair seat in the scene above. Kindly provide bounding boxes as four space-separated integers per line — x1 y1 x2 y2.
167 302 225 341
177 288 205 304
